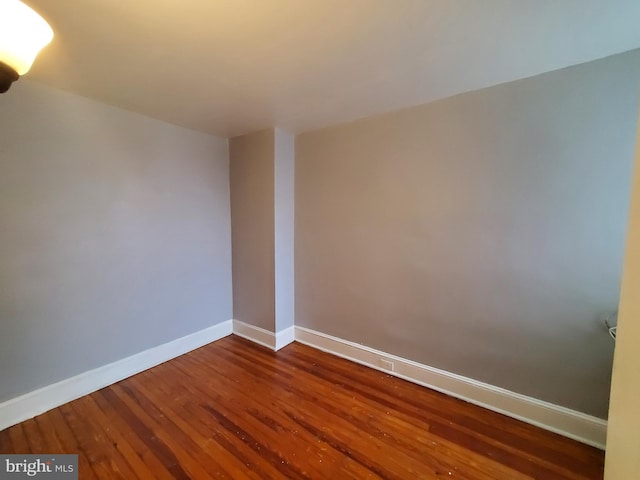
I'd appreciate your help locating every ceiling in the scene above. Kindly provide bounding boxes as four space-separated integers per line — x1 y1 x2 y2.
22 0 640 138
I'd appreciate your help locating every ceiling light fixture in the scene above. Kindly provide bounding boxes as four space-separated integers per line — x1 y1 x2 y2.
0 0 53 93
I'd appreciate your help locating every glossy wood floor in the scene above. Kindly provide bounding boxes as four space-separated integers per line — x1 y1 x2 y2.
0 336 604 479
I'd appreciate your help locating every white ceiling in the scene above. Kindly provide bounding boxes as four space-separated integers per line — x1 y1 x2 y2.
22 0 640 138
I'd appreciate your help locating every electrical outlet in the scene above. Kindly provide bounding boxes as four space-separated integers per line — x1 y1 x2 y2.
379 359 394 371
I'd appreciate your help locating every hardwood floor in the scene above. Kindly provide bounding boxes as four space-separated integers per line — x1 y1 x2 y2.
0 336 604 479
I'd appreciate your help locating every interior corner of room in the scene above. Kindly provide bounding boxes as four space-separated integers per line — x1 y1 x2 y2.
1 2 640 477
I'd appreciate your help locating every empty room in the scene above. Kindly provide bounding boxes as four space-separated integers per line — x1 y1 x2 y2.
1 1 640 479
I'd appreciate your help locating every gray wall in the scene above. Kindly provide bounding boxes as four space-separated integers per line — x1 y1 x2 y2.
229 128 295 334
274 129 295 332
295 50 640 418
0 81 232 402
229 130 276 331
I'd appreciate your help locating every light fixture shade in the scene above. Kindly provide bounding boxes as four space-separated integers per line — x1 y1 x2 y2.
0 0 53 76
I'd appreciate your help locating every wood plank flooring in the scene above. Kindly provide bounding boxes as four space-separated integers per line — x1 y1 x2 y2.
0 336 604 479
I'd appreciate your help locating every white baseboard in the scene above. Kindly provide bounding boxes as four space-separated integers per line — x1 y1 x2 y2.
294 326 607 450
0 320 233 432
233 320 275 349
0 318 607 450
232 320 295 351
275 326 296 350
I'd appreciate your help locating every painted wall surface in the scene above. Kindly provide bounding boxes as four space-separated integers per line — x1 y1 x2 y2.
0 81 232 403
604 114 640 477
274 129 295 332
229 130 276 331
295 50 640 417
